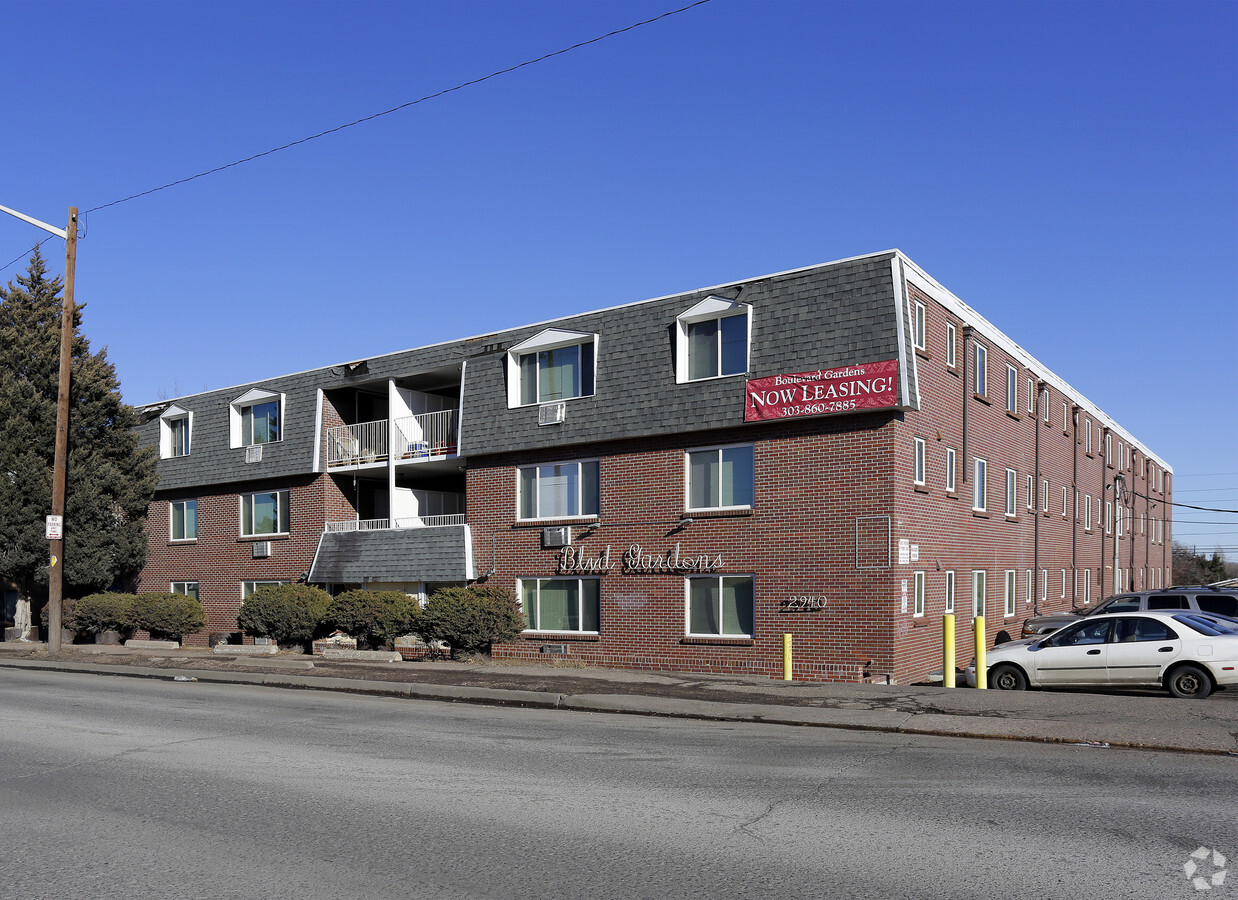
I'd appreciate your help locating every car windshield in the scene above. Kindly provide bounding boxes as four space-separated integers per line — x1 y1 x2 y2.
1172 613 1238 637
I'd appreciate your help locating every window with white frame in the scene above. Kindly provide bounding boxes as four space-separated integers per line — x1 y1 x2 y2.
519 577 600 633
1041 569 1048 602
1083 569 1092 604
230 388 283 448
240 490 289 536
946 323 957 367
1061 569 1067 598
1026 474 1034 511
687 444 754 511
1006 365 1018 413
242 580 290 600
972 570 986 618
1116 504 1124 537
1085 419 1093 454
973 343 987 396
913 571 925 616
507 328 597 407
1026 377 1035 414
170 581 198 601
1041 478 1049 513
913 438 926 486
1004 570 1016 617
1062 400 1069 434
1026 570 1032 604
1105 500 1112 534
518 460 599 520
973 458 987 511
1062 485 1068 518
944 570 955 613
1084 494 1093 528
1105 432 1113 465
1005 468 1017 517
675 296 751 383
1041 389 1050 423
159 405 192 458
1118 441 1125 470
170 500 197 541
687 575 754 637
913 300 926 350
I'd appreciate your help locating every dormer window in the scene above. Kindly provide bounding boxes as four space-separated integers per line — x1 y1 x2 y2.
506 329 597 408
158 405 192 459
676 296 751 383
230 388 284 448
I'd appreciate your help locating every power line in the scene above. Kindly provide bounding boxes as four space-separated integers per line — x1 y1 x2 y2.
0 236 54 277
85 0 714 215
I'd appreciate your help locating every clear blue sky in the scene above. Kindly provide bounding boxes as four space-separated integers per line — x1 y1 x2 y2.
3 0 1235 559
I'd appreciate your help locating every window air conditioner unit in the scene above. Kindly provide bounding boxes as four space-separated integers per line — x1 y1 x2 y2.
252 541 271 559
538 401 566 426
245 445 263 463
542 526 571 549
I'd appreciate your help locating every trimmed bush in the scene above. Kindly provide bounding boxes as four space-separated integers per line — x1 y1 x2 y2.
39 596 78 632
131 592 208 642
325 590 420 650
417 586 524 658
72 592 136 636
236 584 330 648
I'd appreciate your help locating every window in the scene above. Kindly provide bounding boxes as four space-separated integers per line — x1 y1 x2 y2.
241 490 290 536
945 447 957 493
1005 468 1017 517
1006 365 1017 413
1105 500 1112 534
170 500 197 541
519 460 599 519
1118 441 1125 470
506 328 598 407
1026 569 1033 604
1026 377 1035 414
1026 474 1034 511
1041 569 1048 602
1004 570 1016 617
1041 390 1050 423
1083 570 1092 604
913 438 926 486
1116 504 1124 537
1085 418 1093 454
159 405 192 458
687 444 754 511
973 343 987 396
913 571 925 617
520 578 600 632
1062 485 1068 518
973 458 987 511
946 323 957 367
170 581 198 601
944 570 955 613
230 388 284 448
913 300 926 350
676 296 751 383
1062 400 1069 434
1061 569 1067 599
972 570 986 618
687 575 754 637
1084 494 1093 529
1041 478 1049 513
242 580 289 600
1105 432 1113 465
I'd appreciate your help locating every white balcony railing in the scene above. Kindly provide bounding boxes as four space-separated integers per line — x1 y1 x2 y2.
324 514 466 533
326 409 458 467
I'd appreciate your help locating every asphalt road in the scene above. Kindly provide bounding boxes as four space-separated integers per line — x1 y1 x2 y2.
1 669 1234 900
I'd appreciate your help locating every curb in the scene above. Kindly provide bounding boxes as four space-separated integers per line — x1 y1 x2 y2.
1 657 1231 756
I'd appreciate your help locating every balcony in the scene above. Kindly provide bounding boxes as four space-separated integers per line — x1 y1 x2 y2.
324 515 466 533
326 409 458 468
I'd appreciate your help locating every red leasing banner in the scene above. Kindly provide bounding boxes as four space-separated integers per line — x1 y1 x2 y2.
745 359 900 422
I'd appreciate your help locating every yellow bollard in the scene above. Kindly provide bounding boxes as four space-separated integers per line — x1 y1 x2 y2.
973 615 987 690
942 614 956 688
783 633 793 681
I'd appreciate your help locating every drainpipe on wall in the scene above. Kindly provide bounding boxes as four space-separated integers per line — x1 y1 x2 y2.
1071 404 1081 608
961 327 973 482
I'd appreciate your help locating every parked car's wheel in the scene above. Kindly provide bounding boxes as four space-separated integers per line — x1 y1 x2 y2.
989 663 1027 691
994 631 1012 645
1166 664 1213 700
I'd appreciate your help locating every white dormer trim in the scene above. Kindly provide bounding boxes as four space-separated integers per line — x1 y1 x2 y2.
159 404 192 459
506 328 599 409
675 295 752 384
229 388 284 448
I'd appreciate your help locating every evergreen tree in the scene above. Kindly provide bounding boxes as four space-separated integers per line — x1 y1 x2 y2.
0 249 157 609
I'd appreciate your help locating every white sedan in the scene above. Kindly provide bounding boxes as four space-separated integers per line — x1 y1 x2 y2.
965 611 1238 699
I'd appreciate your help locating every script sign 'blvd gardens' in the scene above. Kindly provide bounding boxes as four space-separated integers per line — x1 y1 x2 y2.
745 359 899 422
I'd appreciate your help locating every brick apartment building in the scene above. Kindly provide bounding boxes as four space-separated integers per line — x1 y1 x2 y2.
135 250 1172 683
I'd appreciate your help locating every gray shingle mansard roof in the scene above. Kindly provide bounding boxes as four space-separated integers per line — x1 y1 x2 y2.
137 250 1166 493
308 526 472 583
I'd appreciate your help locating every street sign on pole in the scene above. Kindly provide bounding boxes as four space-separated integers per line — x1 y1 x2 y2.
46 515 63 540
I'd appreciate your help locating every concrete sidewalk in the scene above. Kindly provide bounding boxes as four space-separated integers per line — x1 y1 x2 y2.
2 642 1236 755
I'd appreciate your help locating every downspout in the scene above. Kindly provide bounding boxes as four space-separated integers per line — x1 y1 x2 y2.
1033 380 1044 614
961 327 972 482
1071 404 1080 608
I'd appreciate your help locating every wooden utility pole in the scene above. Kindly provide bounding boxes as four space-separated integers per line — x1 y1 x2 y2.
47 207 78 654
